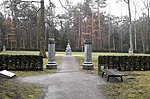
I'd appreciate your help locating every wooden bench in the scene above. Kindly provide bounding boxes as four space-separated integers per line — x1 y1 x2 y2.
101 69 127 82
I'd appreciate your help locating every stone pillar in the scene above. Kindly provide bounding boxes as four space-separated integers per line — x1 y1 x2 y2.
46 38 57 69
83 39 93 70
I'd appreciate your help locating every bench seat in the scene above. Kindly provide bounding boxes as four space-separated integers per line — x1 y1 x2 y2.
101 69 127 82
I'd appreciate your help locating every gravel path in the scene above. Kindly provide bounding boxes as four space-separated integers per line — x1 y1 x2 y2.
18 55 107 99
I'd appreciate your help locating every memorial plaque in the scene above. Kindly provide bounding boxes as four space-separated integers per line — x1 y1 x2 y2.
0 70 16 78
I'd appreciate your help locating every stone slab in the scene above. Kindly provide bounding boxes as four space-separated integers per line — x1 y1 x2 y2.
83 64 94 70
46 63 57 69
0 70 16 78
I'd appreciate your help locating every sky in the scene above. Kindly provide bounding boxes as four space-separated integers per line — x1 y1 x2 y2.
0 0 81 14
50 0 82 14
0 0 148 20
106 0 147 20
51 0 147 20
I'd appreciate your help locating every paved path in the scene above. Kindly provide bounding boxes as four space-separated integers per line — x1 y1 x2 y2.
18 55 107 99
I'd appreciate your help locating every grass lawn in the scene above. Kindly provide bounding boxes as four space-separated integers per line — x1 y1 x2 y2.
0 77 43 99
0 51 65 55
102 71 150 99
75 52 150 99
0 51 61 99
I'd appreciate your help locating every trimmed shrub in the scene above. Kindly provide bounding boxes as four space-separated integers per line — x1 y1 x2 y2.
0 55 43 71
98 56 150 71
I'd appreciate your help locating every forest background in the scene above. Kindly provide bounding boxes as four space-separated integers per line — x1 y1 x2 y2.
0 0 149 54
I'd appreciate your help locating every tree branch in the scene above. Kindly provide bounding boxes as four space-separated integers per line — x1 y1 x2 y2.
141 0 148 9
58 0 68 10
124 0 128 3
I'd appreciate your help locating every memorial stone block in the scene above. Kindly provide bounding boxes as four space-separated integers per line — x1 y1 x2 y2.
46 38 57 69
83 39 93 70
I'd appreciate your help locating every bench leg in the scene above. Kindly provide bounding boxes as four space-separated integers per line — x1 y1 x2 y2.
121 76 123 82
102 72 105 77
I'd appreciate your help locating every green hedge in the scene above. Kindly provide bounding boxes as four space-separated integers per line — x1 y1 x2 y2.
0 55 43 71
98 56 150 71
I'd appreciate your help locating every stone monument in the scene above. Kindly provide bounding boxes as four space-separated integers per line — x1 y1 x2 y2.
46 38 57 69
3 45 6 51
65 43 72 55
83 39 93 70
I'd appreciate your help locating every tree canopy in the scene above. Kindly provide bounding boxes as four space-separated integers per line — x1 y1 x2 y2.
0 0 149 53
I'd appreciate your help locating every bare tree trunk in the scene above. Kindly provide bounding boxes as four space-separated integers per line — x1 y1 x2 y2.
142 13 146 53
141 0 150 51
0 29 2 52
141 30 145 53
128 0 133 54
146 7 149 51
30 31 32 49
134 23 137 50
22 31 25 49
39 0 46 57
133 1 137 51
120 0 123 52
108 0 111 52
108 15 111 52
23 37 25 49
98 0 102 50
120 28 123 51
36 25 39 49
113 29 115 50
124 0 133 54
78 8 81 49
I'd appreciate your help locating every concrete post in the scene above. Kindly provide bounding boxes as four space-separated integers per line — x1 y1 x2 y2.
46 38 57 69
83 39 93 70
